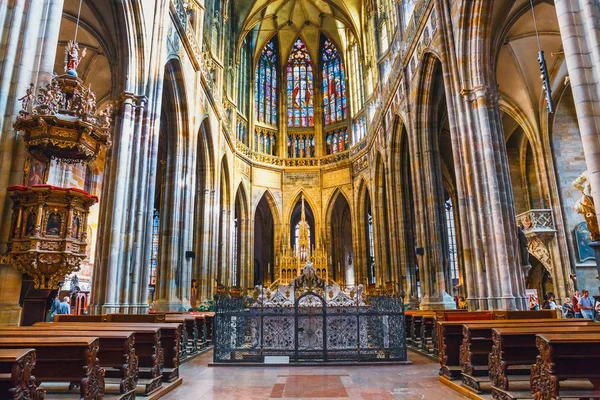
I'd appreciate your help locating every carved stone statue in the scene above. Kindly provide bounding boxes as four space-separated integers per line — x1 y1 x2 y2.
65 41 87 76
517 223 530 266
18 83 34 112
573 171 600 241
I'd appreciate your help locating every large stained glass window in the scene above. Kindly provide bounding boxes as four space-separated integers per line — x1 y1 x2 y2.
348 39 364 116
321 37 347 125
287 38 314 127
255 39 278 126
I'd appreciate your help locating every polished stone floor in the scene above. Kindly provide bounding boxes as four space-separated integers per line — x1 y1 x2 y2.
162 350 468 400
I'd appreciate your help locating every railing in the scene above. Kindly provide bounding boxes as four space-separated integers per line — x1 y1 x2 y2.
213 290 407 363
516 209 556 236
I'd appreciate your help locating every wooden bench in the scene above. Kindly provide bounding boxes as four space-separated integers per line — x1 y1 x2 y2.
436 313 496 378
103 315 187 373
106 314 159 323
46 321 182 383
164 314 198 357
189 314 207 348
0 336 103 400
531 333 600 400
0 348 44 400
35 322 163 394
459 320 595 393
405 312 415 344
494 310 557 320
200 313 214 345
433 311 494 359
54 314 105 322
409 311 436 346
99 322 182 382
0 328 138 397
489 326 600 400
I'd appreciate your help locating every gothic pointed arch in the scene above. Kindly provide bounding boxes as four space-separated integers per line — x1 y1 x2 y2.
233 183 250 287
374 153 392 283
193 117 214 300
254 190 280 285
325 188 353 284
153 57 193 311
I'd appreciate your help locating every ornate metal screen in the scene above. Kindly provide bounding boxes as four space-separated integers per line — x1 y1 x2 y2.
213 286 407 363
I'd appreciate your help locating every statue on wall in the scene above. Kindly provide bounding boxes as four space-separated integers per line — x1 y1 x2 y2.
518 223 530 266
573 171 600 241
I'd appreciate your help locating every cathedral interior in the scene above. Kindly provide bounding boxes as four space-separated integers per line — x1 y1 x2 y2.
0 0 600 324
2 0 600 399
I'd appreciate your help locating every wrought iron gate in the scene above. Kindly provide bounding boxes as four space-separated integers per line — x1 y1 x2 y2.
213 289 407 363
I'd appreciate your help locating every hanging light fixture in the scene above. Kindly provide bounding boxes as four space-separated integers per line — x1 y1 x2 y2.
530 0 555 113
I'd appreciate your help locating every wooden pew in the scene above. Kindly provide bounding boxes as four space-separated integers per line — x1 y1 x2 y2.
46 321 182 384
164 314 198 357
106 314 159 323
35 322 163 394
405 312 415 345
0 328 137 398
489 326 600 400
418 314 436 353
459 320 596 393
101 321 182 382
531 333 600 400
494 310 557 320
0 348 44 400
200 313 214 345
437 314 504 379
409 311 436 346
54 314 105 323
432 311 494 359
0 337 103 400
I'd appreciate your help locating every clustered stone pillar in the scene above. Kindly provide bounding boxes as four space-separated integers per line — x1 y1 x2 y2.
554 0 600 293
433 0 528 310
0 0 64 324
90 94 156 314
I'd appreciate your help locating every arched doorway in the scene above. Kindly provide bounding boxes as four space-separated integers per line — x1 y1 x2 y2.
254 194 275 286
526 257 555 302
328 192 353 285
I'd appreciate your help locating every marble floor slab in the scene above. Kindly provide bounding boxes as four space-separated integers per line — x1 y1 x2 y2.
162 350 469 399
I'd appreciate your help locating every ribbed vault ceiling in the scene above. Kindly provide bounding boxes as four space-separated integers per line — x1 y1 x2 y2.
238 0 361 65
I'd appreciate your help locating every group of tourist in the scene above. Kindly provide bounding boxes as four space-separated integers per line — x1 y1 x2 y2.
47 294 71 321
565 289 595 319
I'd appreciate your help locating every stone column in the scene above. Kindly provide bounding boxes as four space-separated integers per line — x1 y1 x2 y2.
408 124 456 310
0 0 64 325
554 0 600 284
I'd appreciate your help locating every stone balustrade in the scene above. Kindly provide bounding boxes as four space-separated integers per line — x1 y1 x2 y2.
516 209 556 238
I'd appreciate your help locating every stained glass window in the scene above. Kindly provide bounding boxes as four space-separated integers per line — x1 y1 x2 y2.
348 40 364 116
150 210 159 286
255 39 278 125
287 38 314 127
325 129 349 155
321 37 347 125
237 39 250 116
445 199 459 284
367 212 375 284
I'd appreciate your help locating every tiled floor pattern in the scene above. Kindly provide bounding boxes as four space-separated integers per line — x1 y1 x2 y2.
162 350 469 399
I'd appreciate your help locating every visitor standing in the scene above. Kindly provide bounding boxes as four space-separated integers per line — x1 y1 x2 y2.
48 294 60 321
579 290 594 319
58 296 71 315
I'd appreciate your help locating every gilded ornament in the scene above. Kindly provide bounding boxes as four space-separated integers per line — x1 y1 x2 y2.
573 171 600 240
